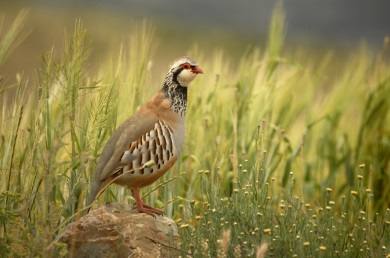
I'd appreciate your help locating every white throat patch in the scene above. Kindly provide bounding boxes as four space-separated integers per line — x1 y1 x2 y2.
177 69 197 86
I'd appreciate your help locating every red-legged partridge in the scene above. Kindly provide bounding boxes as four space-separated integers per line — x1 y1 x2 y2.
86 57 203 216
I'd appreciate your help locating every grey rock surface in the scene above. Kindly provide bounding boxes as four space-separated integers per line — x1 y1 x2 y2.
52 203 181 257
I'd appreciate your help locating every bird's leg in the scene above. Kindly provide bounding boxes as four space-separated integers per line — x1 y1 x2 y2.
131 188 165 217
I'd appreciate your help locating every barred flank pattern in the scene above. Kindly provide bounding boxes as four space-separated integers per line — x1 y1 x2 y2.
121 120 175 175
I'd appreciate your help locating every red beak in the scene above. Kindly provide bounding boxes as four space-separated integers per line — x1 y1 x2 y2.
192 66 204 74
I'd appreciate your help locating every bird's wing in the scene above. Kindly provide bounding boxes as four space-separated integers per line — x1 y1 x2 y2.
97 111 159 181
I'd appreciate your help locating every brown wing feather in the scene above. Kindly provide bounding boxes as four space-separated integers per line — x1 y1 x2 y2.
99 112 158 181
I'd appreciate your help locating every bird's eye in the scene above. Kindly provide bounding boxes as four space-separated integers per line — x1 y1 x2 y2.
181 63 191 69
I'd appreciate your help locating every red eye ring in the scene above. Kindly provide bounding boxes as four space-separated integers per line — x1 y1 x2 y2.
181 63 191 69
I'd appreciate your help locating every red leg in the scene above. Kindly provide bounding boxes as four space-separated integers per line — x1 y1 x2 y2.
131 188 165 217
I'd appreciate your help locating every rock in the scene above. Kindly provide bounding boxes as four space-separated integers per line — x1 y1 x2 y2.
52 203 182 257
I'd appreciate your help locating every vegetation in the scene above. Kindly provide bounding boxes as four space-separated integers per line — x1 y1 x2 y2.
0 6 389 257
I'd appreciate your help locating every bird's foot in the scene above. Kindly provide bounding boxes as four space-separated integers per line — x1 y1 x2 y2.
131 188 165 217
133 203 165 217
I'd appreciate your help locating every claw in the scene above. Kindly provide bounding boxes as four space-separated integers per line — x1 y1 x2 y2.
135 204 165 217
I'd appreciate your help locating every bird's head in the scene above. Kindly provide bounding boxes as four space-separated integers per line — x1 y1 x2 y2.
170 56 203 87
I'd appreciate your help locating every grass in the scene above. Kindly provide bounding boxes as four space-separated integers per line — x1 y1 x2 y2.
1 5 390 257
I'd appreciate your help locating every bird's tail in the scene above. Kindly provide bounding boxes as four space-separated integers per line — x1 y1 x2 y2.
85 169 117 214
85 179 102 214
85 160 106 214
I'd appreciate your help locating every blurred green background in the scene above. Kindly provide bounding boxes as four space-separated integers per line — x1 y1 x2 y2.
1 0 390 81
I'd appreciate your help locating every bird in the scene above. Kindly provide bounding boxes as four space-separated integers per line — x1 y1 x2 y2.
86 56 203 216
